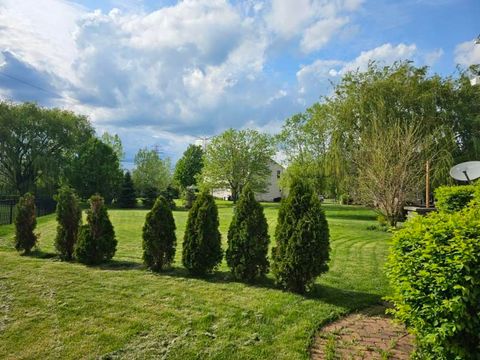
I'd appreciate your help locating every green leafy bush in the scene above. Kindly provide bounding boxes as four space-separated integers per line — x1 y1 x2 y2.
117 171 136 208
54 186 81 260
142 196 176 271
182 191 222 275
272 180 330 293
226 185 269 282
14 193 37 254
434 184 475 213
387 205 480 359
75 195 117 264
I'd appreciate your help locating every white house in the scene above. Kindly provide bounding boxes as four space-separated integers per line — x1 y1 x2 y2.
212 160 284 202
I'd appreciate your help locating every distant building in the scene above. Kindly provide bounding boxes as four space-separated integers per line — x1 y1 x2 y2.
212 160 284 202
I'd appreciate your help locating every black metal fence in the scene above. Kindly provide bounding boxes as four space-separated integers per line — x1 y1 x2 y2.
0 195 56 225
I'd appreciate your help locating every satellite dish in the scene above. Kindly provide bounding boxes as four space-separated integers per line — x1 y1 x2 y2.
449 161 480 182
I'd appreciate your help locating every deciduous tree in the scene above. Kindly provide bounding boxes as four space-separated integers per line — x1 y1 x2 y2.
201 129 275 202
0 102 93 194
69 138 123 203
174 144 203 189
132 148 171 196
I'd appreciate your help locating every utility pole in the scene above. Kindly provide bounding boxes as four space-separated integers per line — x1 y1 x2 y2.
152 144 162 156
425 160 430 208
194 136 211 151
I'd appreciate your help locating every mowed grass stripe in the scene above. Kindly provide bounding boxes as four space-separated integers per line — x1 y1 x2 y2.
0 201 390 360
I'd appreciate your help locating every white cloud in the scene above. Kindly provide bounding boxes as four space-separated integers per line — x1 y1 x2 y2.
424 48 444 66
265 0 362 52
454 40 480 66
301 17 349 53
0 0 84 82
265 0 313 37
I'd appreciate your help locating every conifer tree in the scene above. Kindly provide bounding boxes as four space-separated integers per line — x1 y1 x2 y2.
118 171 136 208
142 196 176 271
182 191 222 275
54 186 81 260
272 179 330 293
75 195 117 264
226 185 269 282
14 193 37 254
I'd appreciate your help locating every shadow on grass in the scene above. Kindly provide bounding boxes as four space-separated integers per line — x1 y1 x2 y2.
97 259 144 271
22 249 57 259
155 267 382 310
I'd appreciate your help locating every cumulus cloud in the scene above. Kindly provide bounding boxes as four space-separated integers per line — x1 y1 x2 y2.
301 17 349 53
265 0 363 52
0 0 83 82
454 40 480 66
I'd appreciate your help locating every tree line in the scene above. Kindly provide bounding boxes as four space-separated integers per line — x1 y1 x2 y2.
2 61 479 225
278 62 480 225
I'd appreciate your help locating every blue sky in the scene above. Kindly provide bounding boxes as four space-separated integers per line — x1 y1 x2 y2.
0 0 479 165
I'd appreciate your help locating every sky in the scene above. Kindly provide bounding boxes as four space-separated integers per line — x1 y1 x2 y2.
0 0 479 166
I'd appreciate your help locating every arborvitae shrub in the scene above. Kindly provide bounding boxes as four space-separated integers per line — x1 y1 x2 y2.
75 195 117 264
182 191 222 275
434 184 475 213
387 203 480 359
14 193 37 254
226 185 269 282
54 186 81 260
117 171 136 208
271 180 330 293
142 196 176 271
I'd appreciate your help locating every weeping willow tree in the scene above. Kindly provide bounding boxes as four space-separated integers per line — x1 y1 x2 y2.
279 61 479 224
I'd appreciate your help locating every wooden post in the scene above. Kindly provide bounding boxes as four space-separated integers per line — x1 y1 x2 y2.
425 160 430 208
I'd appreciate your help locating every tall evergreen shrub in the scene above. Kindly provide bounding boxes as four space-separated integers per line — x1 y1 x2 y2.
14 193 37 254
117 171 136 208
182 191 222 275
271 180 330 293
142 196 176 271
75 195 117 264
226 185 269 282
54 186 81 260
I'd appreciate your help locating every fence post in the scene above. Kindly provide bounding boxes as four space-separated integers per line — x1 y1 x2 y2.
9 201 13 224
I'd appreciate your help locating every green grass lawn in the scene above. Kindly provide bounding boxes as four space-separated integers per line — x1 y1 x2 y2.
0 201 390 360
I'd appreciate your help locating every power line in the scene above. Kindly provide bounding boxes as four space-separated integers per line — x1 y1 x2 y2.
0 71 62 98
194 135 212 151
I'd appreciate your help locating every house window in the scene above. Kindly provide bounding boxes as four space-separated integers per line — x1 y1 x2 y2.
277 170 281 179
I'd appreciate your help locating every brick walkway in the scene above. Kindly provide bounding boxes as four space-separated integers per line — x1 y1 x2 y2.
310 305 414 359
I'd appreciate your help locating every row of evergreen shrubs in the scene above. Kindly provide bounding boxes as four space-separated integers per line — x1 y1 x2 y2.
387 184 480 359
14 179 330 294
15 189 117 265
144 181 330 293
